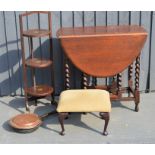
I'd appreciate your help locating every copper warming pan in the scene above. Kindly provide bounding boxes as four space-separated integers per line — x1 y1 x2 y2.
9 111 56 133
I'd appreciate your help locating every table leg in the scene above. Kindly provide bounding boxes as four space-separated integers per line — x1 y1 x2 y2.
117 73 122 98
65 60 70 90
135 56 140 112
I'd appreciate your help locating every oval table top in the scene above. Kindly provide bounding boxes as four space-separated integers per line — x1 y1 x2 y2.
57 25 147 77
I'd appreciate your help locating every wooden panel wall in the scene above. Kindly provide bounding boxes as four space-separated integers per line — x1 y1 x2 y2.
0 11 154 96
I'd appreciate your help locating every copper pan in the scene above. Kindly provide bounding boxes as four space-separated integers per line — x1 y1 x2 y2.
9 111 57 133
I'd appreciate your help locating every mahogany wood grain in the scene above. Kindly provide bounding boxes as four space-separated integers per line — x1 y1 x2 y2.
57 25 147 77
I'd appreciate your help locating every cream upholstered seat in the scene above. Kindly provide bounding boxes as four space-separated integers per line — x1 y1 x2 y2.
57 89 111 112
57 89 111 136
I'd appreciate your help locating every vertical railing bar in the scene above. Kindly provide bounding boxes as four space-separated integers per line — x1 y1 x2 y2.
105 11 108 85
82 11 84 27
139 11 142 26
146 11 153 92
14 11 23 95
72 11 76 89
60 11 65 90
37 12 44 84
105 11 107 26
80 11 85 89
3 11 12 95
72 11 74 27
60 11 62 28
117 11 119 25
129 11 131 25
25 11 32 87
93 11 97 86
38 13 43 59
26 11 31 56
94 11 96 26
128 11 133 97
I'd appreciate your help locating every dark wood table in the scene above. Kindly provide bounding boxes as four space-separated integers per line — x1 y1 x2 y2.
57 25 147 112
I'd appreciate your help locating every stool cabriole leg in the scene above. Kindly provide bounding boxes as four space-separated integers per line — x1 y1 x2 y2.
58 112 68 136
100 112 110 136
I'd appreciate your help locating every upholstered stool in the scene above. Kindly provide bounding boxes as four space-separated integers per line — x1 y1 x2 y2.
57 89 111 136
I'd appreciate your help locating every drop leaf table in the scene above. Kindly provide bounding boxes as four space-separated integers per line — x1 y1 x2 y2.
57 25 147 112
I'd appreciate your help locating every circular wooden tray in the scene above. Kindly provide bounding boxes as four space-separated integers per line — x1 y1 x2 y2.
23 29 50 37
26 58 52 68
25 85 53 97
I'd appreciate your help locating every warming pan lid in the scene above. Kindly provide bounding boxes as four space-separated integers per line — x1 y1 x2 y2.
9 113 42 129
